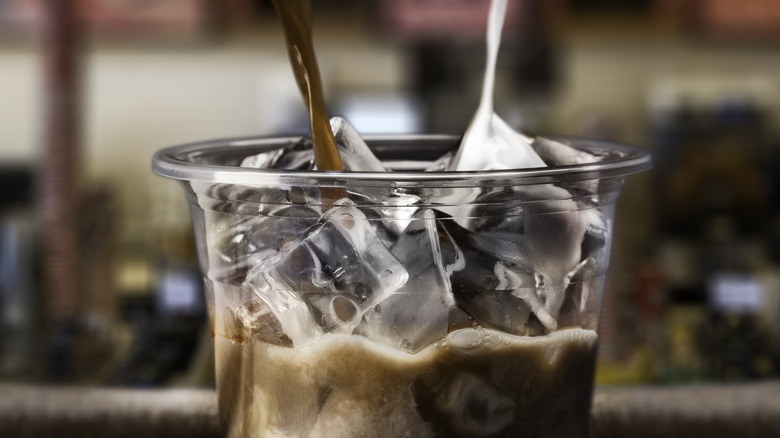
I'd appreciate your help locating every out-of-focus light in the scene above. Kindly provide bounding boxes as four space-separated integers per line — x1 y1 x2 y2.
377 0 524 42
336 93 421 134
708 273 765 314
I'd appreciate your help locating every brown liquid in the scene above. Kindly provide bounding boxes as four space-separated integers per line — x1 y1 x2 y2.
215 327 597 438
271 0 344 172
209 278 598 437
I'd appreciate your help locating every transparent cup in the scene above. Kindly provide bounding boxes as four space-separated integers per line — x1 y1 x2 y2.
153 135 650 438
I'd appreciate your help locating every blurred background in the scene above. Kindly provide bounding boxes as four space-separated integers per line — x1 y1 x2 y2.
1 0 779 388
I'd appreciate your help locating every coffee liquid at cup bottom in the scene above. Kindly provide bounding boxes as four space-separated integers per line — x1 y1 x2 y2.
213 285 597 438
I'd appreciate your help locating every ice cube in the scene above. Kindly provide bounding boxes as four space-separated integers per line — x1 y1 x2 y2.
359 209 458 352
517 185 589 328
200 182 293 214
350 189 421 243
240 117 388 172
240 137 315 170
562 258 601 315
581 207 609 261
239 146 284 169
561 260 604 331
435 213 538 335
465 189 526 234
244 198 408 346
206 205 320 283
242 266 325 347
439 183 593 334
331 116 388 172
495 262 557 332
465 181 608 332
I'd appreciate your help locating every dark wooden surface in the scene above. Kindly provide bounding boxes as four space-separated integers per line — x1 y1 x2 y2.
1 381 779 437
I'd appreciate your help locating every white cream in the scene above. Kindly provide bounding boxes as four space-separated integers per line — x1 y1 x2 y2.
449 0 546 171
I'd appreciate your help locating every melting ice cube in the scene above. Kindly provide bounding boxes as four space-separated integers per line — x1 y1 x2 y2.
206 205 321 283
240 117 387 171
440 217 537 335
351 189 422 243
359 209 460 352
437 183 594 335
464 184 591 333
244 198 408 347
330 116 388 171
240 137 314 170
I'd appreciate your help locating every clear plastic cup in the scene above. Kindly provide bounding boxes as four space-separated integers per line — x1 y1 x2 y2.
153 135 650 438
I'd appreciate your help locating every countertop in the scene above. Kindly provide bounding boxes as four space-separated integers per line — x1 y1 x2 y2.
1 381 779 437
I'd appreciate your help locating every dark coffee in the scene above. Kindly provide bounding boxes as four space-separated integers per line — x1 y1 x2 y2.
271 0 343 172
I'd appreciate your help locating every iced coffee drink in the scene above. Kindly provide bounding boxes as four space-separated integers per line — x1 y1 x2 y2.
154 134 649 437
152 0 650 436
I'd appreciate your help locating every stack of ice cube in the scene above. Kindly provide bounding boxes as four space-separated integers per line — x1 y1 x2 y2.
222 116 609 352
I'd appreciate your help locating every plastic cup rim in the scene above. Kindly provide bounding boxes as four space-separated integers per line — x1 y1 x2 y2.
152 134 652 187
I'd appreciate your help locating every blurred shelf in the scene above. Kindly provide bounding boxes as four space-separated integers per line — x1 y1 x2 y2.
1 381 779 438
